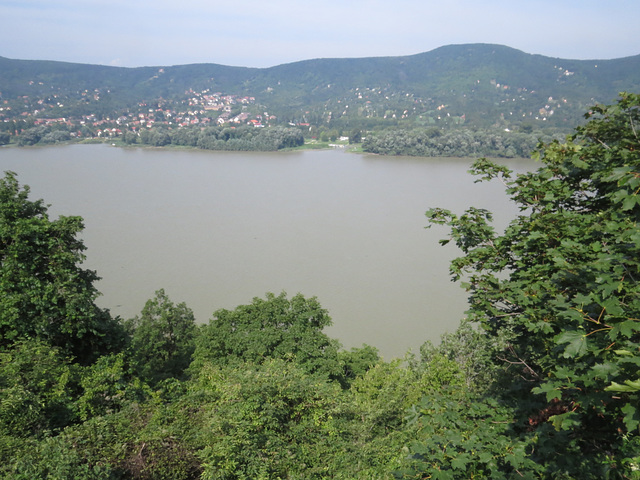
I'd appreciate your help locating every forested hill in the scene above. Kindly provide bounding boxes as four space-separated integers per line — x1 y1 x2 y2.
1 43 640 130
256 44 640 126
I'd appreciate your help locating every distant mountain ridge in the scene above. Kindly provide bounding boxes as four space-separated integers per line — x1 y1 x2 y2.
1 44 639 129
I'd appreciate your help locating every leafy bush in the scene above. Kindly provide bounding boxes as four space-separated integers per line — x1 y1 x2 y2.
0 339 77 437
126 289 196 386
422 93 640 477
191 292 342 380
0 171 125 363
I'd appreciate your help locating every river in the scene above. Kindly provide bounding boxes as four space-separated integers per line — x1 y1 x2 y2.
0 144 535 359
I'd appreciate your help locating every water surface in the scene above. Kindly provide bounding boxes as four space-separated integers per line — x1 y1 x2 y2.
0 144 533 358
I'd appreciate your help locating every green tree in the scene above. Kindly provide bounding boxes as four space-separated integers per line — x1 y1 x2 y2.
0 339 76 439
397 388 543 479
0 172 124 363
149 128 171 146
41 130 71 144
422 93 640 477
337 344 380 387
6 387 201 479
193 360 343 480
126 289 196 386
122 130 138 145
339 353 468 478
418 318 505 392
16 126 46 146
350 359 431 439
76 353 149 421
348 128 362 144
191 292 342 380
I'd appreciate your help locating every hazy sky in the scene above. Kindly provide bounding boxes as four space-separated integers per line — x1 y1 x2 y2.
2 0 638 68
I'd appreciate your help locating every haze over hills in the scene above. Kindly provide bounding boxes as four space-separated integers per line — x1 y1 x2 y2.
1 43 639 131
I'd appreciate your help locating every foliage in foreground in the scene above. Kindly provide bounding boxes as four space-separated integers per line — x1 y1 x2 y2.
0 172 125 363
191 291 343 380
125 288 197 387
1 93 640 479
414 92 640 478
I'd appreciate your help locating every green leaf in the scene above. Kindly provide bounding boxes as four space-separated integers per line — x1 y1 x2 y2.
600 297 625 317
555 331 589 358
532 382 563 402
605 166 632 182
612 320 640 339
432 470 455 480
621 193 639 211
605 379 640 393
550 411 580 431
450 453 470 470
478 451 494 464
621 403 640 432
590 362 619 379
613 349 634 356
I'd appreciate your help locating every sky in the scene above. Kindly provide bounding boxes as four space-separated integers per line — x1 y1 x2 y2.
1 0 639 69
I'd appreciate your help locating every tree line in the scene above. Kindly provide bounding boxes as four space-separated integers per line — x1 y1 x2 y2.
362 126 566 158
5 120 570 161
1 94 639 478
125 125 305 151
4 124 305 152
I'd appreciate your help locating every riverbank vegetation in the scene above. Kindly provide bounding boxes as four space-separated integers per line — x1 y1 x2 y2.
1 94 639 478
3 121 567 159
361 126 565 158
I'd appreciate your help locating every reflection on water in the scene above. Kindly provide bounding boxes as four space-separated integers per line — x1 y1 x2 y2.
0 144 534 358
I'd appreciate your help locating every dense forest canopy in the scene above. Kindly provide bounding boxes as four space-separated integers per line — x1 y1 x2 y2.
0 93 639 477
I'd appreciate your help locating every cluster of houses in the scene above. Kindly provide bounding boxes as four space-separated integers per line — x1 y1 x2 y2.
1 87 276 140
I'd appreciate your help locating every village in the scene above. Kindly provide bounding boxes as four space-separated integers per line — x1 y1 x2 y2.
0 87 276 143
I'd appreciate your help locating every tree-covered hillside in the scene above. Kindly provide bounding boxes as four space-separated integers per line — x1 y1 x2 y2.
1 44 639 137
1 94 639 478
